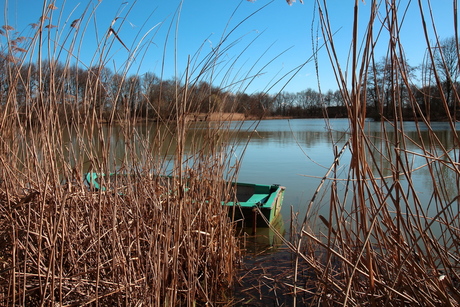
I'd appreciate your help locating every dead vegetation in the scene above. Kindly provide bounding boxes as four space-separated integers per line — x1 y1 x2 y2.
0 2 245 305
2 0 460 306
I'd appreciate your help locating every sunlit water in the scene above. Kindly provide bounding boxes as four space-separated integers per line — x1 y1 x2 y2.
70 118 459 228
222 119 460 226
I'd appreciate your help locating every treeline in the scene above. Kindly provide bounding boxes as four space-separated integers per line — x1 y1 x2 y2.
2 36 458 122
364 36 460 121
277 37 460 121
0 55 329 122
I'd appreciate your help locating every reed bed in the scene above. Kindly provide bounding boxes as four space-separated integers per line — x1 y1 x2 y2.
0 174 237 306
3 0 460 305
0 1 258 305
276 0 460 305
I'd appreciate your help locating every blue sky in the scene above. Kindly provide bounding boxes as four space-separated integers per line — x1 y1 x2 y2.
1 1 456 94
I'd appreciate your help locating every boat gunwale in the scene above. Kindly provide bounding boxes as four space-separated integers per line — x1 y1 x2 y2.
84 172 285 210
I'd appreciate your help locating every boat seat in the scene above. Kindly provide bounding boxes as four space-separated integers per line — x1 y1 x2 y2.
246 194 269 205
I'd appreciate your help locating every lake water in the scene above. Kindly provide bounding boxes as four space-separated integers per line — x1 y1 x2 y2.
217 118 460 228
75 118 459 228
221 118 460 303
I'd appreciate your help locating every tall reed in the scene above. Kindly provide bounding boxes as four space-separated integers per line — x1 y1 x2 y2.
0 1 268 305
280 0 460 305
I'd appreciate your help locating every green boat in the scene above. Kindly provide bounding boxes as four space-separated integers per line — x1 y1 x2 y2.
226 182 285 227
84 172 285 227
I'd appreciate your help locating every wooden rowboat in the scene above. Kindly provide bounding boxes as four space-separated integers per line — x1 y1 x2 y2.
226 182 285 227
84 172 285 227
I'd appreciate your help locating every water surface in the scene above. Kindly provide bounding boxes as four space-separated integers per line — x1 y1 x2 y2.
228 118 459 225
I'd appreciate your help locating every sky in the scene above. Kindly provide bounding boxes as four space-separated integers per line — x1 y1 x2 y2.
1 0 457 94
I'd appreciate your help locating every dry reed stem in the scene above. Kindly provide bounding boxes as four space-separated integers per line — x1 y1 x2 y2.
0 1 261 305
0 163 241 305
281 0 460 305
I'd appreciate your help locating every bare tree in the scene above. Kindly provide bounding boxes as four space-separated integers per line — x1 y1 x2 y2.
366 57 417 119
432 36 460 110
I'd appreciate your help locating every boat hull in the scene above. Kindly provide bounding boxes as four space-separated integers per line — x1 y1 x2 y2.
84 173 285 227
226 182 285 227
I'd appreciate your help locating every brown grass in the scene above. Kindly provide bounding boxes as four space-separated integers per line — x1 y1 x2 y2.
0 1 255 305
273 0 460 305
0 172 238 306
3 0 460 306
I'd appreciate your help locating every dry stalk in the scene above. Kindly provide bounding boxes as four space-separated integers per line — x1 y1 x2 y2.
0 1 262 305
283 0 460 305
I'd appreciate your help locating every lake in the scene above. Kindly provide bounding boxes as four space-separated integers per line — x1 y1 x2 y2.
222 118 460 303
74 117 459 229
218 118 459 227
60 117 459 304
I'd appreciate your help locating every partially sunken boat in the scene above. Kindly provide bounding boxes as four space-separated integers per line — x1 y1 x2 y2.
226 182 285 227
84 172 285 227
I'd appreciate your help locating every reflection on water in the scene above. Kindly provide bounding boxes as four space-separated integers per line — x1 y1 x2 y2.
237 213 286 255
60 121 240 174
